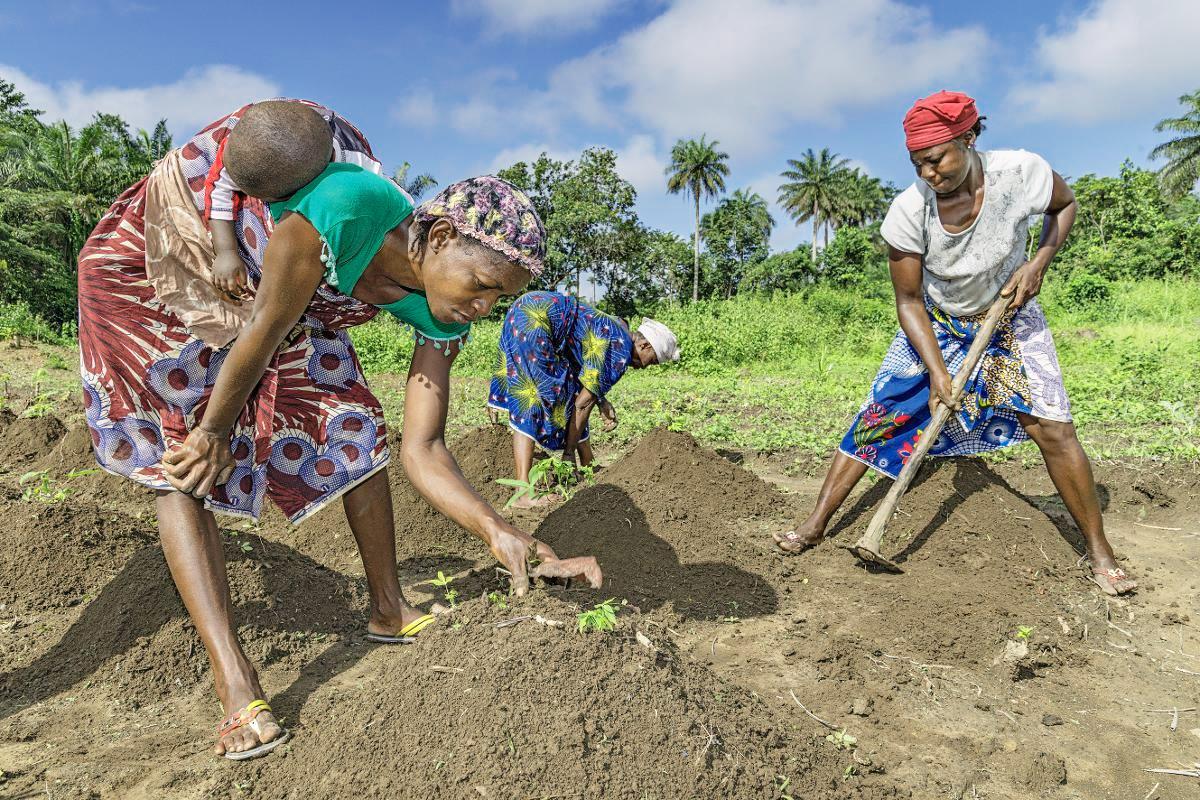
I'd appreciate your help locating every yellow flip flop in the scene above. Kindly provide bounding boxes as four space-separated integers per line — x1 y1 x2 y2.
365 613 436 644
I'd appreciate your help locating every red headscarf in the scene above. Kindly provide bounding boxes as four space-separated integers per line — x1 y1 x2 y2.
903 90 979 151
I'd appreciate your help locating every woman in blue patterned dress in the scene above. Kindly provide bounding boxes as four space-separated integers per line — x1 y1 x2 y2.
772 90 1135 597
488 291 679 508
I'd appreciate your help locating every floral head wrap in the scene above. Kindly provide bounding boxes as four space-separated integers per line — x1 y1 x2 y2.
413 175 546 276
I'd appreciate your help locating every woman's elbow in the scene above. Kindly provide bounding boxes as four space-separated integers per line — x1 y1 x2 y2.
399 437 441 477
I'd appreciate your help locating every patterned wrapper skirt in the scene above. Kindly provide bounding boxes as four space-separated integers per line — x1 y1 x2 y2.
487 292 631 451
839 298 1072 479
76 104 388 523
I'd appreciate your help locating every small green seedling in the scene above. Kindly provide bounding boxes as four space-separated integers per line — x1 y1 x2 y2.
825 729 857 751
497 456 596 508
428 570 460 608
487 591 509 610
19 470 69 503
842 765 857 781
774 775 794 800
1014 625 1035 641
577 598 619 633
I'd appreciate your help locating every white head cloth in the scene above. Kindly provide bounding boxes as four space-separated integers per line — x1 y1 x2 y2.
636 318 680 364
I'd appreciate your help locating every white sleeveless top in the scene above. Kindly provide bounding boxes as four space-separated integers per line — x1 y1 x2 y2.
880 149 1054 316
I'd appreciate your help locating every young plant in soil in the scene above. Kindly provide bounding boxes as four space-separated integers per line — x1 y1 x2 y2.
1014 625 1035 640
825 729 857 751
19 470 70 503
577 598 619 633
497 456 595 509
428 570 460 608
487 591 509 610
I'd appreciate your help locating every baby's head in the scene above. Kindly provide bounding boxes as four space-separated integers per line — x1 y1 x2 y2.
224 100 333 202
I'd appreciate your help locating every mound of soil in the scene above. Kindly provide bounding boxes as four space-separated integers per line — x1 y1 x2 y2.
282 426 516 572
0 497 369 714
244 594 903 800
537 429 785 620
34 424 154 513
0 415 66 469
795 458 1083 672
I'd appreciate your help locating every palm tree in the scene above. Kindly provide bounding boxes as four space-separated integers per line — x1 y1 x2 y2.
393 161 438 200
831 170 889 229
1151 90 1200 200
666 135 730 301
778 148 849 263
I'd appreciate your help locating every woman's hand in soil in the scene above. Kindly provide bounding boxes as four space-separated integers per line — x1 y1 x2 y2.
928 370 959 419
161 427 235 498
532 555 603 589
1000 259 1047 308
600 399 618 432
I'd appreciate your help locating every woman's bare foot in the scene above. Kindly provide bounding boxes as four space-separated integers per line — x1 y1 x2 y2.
772 519 824 554
510 493 559 510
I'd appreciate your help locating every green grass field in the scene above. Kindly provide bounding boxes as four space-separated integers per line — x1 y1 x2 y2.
3 278 1197 464
349 278 1200 464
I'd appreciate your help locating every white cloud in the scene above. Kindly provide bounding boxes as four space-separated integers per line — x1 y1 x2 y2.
615 134 667 196
1008 0 1200 123
451 0 627 36
434 0 987 155
0 64 281 134
486 143 579 174
392 88 438 129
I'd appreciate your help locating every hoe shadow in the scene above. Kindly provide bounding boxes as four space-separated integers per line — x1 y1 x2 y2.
532 484 778 619
0 537 471 725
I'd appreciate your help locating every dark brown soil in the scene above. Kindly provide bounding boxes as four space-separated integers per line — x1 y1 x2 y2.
0 414 66 468
244 594 902 800
3 409 1199 800
537 429 785 620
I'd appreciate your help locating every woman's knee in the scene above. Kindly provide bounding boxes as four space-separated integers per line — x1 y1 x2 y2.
1021 415 1079 452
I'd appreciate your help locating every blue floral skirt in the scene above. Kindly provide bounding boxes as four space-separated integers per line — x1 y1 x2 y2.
839 299 1072 479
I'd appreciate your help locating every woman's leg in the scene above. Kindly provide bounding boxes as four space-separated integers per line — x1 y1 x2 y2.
342 467 428 633
509 431 556 509
1017 413 1136 594
775 450 870 552
155 490 283 756
512 431 535 484
577 439 595 468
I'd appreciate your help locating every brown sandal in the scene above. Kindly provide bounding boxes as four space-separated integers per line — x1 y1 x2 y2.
217 699 290 761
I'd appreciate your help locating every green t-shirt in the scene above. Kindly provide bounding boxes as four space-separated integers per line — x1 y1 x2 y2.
270 164 470 343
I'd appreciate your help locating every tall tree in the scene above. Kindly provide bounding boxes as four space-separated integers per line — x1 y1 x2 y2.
392 161 438 200
498 148 638 294
1151 89 1200 200
665 135 729 301
701 188 774 297
831 169 890 229
778 148 849 263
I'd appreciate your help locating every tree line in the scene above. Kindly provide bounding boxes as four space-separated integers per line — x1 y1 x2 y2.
2 73 1200 328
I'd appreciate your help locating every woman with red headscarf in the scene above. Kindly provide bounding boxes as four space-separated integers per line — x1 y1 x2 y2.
772 90 1136 596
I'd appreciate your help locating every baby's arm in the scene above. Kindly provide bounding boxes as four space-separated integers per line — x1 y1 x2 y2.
210 219 249 300
208 169 249 300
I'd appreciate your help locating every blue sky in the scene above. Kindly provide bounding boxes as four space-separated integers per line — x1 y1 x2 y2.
3 0 1197 253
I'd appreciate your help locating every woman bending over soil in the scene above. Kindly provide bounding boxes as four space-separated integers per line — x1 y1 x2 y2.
77 101 600 760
